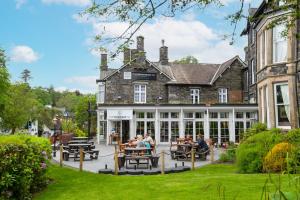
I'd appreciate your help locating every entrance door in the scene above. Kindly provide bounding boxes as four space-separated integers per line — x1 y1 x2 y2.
121 120 130 143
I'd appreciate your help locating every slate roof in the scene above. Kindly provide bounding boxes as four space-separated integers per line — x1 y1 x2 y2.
99 56 245 85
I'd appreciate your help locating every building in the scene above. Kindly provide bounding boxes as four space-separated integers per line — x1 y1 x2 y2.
96 36 258 145
242 0 299 129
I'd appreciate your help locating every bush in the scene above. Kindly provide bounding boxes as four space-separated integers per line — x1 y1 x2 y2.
240 123 268 142
74 128 87 137
0 134 51 199
219 143 237 163
263 142 294 172
236 129 284 173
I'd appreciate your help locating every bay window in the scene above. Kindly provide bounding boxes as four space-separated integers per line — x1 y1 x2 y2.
134 84 146 103
274 83 290 128
273 25 287 63
98 83 105 103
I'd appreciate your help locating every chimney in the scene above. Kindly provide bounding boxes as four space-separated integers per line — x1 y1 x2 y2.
137 36 144 51
159 39 168 65
100 53 108 71
123 48 131 64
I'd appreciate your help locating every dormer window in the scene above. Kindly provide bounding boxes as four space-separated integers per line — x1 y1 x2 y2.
190 89 200 104
134 84 146 103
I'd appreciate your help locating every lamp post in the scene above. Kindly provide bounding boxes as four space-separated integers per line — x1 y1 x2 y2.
52 117 57 157
63 111 70 133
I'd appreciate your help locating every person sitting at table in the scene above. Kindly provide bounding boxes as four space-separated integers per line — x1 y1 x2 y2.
143 133 154 146
133 135 144 147
184 134 193 144
197 134 209 153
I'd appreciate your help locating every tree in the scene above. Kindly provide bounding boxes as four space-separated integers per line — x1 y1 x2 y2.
1 83 41 134
20 69 32 83
75 95 97 135
32 86 52 106
56 91 82 113
174 56 198 64
83 0 298 55
0 48 10 118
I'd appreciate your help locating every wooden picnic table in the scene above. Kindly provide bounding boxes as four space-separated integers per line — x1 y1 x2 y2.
73 137 89 140
68 140 92 144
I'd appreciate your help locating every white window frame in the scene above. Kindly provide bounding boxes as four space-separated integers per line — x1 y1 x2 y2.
218 88 228 103
190 89 200 104
274 82 291 129
98 83 105 104
134 84 146 103
273 25 287 63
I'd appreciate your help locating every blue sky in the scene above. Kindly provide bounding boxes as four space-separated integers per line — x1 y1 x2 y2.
0 0 261 93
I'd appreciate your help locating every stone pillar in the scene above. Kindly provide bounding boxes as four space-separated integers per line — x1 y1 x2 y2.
288 76 299 128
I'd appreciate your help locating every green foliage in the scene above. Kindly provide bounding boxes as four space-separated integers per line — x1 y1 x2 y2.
75 95 96 135
0 135 51 199
236 129 284 173
61 119 77 134
219 143 237 163
0 49 10 117
74 128 87 137
173 56 199 64
56 91 82 113
20 69 32 83
32 87 52 106
240 122 268 142
1 83 42 133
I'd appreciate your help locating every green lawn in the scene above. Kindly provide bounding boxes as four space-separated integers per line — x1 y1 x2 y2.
34 164 297 200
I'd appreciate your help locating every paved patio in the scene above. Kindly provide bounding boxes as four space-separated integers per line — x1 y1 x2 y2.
52 142 221 173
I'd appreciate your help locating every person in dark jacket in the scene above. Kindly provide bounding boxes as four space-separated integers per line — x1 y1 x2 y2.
197 134 209 153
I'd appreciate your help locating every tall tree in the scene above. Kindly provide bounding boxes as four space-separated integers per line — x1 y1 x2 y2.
0 48 10 117
83 0 298 55
1 83 41 134
20 69 32 83
174 56 199 64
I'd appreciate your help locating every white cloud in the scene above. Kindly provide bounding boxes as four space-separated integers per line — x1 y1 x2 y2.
15 0 27 9
75 14 243 63
41 0 91 7
10 45 39 63
65 75 97 88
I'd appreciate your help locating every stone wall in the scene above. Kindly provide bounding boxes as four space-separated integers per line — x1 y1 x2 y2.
104 60 170 104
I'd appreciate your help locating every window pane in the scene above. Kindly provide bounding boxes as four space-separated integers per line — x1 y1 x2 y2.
171 122 179 142
136 112 145 118
146 112 155 118
184 121 193 137
209 112 218 118
235 122 244 143
160 112 169 118
171 112 179 118
195 112 204 118
277 105 290 126
195 121 204 136
209 122 218 144
136 121 144 135
235 112 243 119
146 121 155 140
220 112 229 118
220 121 229 143
184 112 193 118
246 112 251 119
160 121 169 142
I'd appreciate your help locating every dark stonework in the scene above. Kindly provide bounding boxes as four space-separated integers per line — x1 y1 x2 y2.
270 64 288 76
104 60 170 104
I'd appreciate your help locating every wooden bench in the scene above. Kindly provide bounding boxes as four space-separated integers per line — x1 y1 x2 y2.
125 156 150 169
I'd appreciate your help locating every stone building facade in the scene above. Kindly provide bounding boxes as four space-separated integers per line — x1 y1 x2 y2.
96 36 258 145
242 0 300 129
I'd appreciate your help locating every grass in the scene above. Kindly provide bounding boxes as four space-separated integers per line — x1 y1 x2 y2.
34 164 297 200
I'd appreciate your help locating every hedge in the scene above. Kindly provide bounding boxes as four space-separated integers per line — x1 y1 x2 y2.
0 134 51 200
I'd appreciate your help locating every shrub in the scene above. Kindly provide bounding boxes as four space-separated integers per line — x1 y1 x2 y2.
74 128 87 137
263 142 294 172
240 123 268 142
236 129 283 173
0 134 51 199
219 143 237 163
